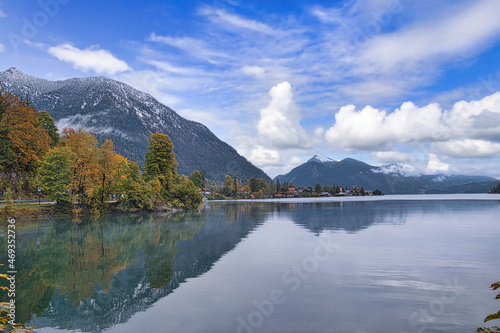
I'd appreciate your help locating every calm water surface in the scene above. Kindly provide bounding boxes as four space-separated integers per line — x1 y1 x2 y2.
3 194 500 333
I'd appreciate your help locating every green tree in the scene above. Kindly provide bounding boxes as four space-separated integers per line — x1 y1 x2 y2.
143 133 177 194
232 178 240 198
115 156 153 212
222 174 234 197
37 147 72 204
37 110 59 147
188 170 205 188
268 179 276 195
170 175 203 209
249 177 268 194
276 179 281 193
315 183 322 193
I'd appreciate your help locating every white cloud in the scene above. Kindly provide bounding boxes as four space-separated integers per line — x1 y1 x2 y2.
325 92 500 153
199 7 277 35
241 65 266 79
149 33 229 64
56 114 129 139
248 146 281 167
0 43 4 52
311 6 348 27
0 9 6 18
48 44 131 75
372 151 416 163
426 154 449 174
119 70 184 106
357 0 500 73
435 139 500 158
325 102 446 149
257 81 314 149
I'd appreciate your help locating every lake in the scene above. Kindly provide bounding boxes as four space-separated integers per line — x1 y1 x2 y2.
3 194 500 333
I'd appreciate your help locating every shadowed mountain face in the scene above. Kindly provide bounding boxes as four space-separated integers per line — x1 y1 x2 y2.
0 67 269 183
274 155 498 194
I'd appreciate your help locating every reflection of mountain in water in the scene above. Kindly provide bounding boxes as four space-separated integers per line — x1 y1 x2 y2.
280 199 500 235
24 203 271 332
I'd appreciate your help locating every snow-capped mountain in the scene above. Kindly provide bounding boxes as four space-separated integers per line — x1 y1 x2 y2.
308 154 338 164
275 155 498 194
0 67 269 183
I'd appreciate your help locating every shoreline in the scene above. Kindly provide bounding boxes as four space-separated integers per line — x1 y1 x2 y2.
207 193 500 204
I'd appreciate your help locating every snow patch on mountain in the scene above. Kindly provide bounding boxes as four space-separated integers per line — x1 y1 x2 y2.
309 154 337 163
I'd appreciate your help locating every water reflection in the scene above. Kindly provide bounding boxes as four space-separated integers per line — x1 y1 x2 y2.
4 203 271 332
281 199 500 234
1 198 499 332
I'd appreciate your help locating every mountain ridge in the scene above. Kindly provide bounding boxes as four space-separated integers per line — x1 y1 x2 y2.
0 67 270 183
275 155 498 194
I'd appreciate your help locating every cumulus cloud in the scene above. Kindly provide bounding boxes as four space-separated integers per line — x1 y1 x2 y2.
248 145 281 167
434 139 500 157
426 154 449 174
325 92 500 156
48 44 131 75
325 102 446 149
257 81 314 149
236 82 317 175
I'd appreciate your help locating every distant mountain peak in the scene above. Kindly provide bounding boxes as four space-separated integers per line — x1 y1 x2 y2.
275 156 497 194
309 154 337 163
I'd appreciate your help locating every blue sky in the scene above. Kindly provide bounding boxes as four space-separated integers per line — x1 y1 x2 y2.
1 0 500 178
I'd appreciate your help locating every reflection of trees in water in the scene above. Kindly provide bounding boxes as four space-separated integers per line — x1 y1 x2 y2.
0 211 204 327
8 203 269 332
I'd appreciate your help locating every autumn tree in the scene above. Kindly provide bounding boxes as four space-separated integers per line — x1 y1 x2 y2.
60 128 101 206
97 139 117 204
0 90 51 175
